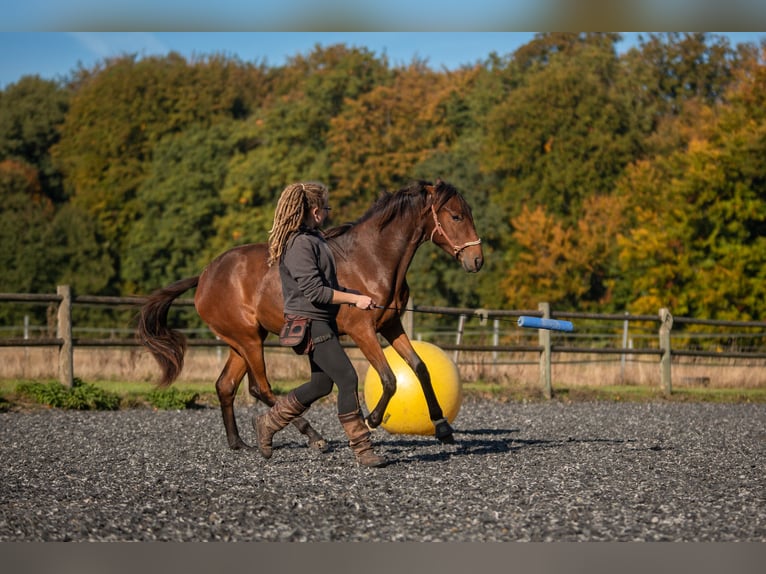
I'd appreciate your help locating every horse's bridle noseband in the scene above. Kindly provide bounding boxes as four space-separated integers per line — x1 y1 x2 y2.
430 204 482 258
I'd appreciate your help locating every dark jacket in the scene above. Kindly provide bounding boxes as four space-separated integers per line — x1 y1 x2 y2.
279 227 341 321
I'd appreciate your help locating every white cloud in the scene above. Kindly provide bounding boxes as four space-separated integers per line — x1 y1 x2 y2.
69 32 168 59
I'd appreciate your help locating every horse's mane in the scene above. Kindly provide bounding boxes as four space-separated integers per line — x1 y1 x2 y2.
323 179 463 240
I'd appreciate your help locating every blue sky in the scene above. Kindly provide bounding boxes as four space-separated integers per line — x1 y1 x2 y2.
4 1 765 32
0 32 539 88
1 2 555 31
2 31 764 90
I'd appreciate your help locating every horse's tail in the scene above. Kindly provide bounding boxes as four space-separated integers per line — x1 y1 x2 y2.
136 276 200 386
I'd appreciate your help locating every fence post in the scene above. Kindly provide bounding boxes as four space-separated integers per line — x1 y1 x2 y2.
403 297 414 340
454 314 466 363
539 302 552 399
659 307 673 396
620 312 629 384
57 285 74 388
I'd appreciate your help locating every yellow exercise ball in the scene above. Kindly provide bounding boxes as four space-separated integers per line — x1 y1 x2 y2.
363 341 462 435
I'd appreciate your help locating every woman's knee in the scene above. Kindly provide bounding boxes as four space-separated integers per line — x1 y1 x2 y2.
334 364 358 393
310 372 335 396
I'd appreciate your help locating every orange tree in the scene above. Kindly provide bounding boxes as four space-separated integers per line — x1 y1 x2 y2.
327 62 462 215
616 45 766 320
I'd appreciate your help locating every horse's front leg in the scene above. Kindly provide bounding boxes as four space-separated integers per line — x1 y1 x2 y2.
381 321 455 444
349 329 398 429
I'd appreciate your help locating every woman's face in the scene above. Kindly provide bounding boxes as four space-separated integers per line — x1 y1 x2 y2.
306 195 331 229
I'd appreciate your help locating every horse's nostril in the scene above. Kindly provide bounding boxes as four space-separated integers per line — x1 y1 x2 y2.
475 257 484 270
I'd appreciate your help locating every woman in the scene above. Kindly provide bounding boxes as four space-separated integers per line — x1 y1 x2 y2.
254 181 387 468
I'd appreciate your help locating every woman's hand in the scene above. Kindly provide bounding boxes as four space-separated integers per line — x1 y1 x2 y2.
332 289 376 309
354 294 376 310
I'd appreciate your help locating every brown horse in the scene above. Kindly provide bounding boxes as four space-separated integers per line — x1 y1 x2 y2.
137 179 483 451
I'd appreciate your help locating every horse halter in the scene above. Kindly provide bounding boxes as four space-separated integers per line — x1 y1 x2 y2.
429 203 482 258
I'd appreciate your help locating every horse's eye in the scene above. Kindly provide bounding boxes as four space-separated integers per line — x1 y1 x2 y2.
451 214 463 222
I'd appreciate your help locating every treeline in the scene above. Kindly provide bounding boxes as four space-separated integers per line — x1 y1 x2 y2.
2 32 765 329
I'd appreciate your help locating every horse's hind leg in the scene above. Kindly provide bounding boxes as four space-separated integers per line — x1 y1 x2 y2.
381 321 455 444
241 331 328 453
215 350 251 450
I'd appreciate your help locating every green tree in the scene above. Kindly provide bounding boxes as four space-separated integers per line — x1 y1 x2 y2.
200 121 277 261
0 76 69 202
206 44 391 253
620 33 741 158
0 157 114 311
44 204 115 295
122 123 233 294
481 33 637 221
405 65 508 313
255 45 389 193
0 160 53 294
53 53 264 292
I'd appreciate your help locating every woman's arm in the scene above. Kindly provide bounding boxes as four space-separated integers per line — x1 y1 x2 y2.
331 289 375 310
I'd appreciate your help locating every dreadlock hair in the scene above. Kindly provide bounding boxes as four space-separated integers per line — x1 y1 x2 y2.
267 181 329 267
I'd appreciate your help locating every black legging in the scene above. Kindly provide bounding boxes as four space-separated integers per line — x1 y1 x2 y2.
292 319 361 415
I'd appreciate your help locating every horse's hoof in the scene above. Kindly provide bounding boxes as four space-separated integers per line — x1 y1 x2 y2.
365 414 381 429
434 419 455 444
308 438 329 453
229 440 253 451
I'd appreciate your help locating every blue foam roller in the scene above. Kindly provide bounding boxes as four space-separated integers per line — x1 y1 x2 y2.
517 316 574 332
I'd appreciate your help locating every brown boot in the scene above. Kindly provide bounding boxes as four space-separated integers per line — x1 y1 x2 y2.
338 411 387 468
253 391 307 459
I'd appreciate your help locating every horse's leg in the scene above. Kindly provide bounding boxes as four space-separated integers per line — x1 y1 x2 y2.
240 329 328 453
350 328 398 429
215 350 251 450
380 321 455 444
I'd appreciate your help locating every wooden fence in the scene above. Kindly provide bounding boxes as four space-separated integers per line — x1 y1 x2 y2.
2 286 766 396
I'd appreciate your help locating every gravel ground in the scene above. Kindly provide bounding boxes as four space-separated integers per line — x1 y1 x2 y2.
1 398 764 542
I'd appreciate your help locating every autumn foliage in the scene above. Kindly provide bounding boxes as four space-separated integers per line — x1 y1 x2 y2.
2 33 765 326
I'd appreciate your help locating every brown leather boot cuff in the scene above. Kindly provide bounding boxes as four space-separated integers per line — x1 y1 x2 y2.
254 391 307 459
338 410 387 468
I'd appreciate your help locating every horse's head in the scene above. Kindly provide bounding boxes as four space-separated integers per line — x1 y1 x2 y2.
425 179 484 273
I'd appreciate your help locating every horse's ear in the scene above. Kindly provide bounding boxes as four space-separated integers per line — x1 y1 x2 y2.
426 178 445 196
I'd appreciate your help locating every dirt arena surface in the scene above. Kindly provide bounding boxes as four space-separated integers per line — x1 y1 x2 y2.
1 398 764 541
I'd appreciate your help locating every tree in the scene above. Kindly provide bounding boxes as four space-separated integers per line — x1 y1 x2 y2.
404 65 508 312
615 46 766 319
0 160 53 294
226 44 391 222
328 62 460 213
121 123 233 294
199 121 278 262
44 204 115 296
620 33 741 158
481 33 637 222
53 53 265 292
0 156 114 303
500 194 625 311
0 76 69 202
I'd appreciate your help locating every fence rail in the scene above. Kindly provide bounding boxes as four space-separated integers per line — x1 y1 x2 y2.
2 286 765 396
